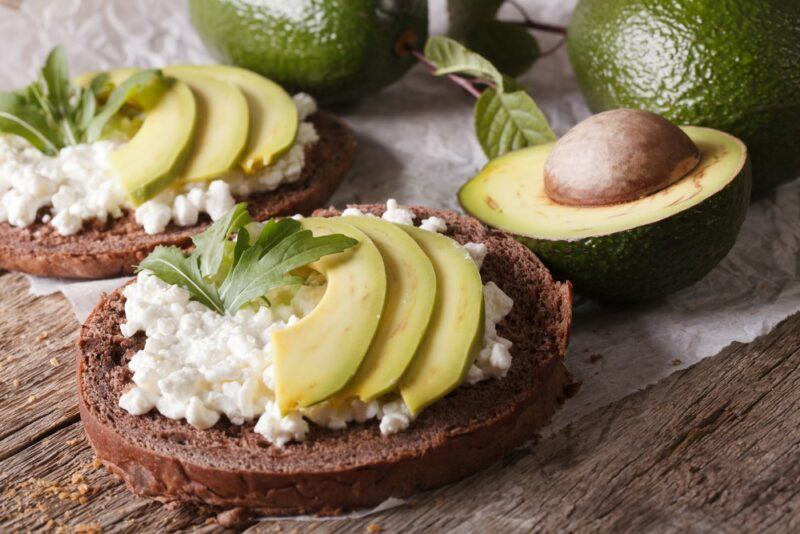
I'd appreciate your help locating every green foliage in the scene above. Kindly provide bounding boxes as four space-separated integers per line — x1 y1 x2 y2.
138 204 358 315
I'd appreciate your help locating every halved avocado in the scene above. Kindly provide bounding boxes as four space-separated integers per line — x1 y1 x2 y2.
459 126 752 302
170 64 298 173
105 70 197 205
163 67 249 182
335 216 437 402
272 217 386 415
398 226 484 415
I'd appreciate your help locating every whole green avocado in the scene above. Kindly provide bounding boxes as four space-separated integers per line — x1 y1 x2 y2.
188 0 428 104
567 0 800 194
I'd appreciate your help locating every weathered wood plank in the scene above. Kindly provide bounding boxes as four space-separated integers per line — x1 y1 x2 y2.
0 273 82 460
0 422 216 532
1 269 799 533
254 311 800 533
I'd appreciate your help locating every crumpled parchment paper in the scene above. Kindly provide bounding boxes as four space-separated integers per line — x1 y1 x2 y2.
4 0 800 438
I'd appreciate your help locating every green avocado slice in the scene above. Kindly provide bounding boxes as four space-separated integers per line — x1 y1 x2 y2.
170 64 298 173
398 226 484 415
334 216 437 402
459 126 752 302
163 67 250 182
272 217 386 415
103 70 197 205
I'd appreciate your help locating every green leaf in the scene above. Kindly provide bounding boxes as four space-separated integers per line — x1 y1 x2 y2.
137 246 224 314
85 69 163 142
474 88 556 159
219 230 357 313
191 202 252 280
466 20 540 78
74 86 97 132
254 218 302 251
0 93 60 155
41 46 78 145
424 36 503 88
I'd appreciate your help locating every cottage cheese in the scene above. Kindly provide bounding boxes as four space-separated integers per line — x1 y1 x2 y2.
119 201 514 446
0 93 319 236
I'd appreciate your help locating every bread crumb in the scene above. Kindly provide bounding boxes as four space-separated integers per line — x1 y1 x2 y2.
672 358 682 366
587 353 603 364
50 357 59 366
92 457 103 468
367 524 382 533
27 394 37 404
36 331 49 342
78 483 90 495
66 438 79 447
12 378 20 388
74 523 102 534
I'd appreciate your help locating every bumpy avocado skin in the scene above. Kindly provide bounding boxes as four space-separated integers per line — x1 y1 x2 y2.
567 0 800 194
519 161 752 303
188 0 428 104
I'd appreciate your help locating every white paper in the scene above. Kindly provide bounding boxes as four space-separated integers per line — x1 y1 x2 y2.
3 0 799 436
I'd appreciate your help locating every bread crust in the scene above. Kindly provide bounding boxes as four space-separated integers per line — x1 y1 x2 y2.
77 206 573 523
0 112 355 279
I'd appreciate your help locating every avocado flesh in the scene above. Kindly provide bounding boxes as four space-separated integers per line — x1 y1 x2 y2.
272 218 387 415
163 68 249 182
188 0 428 104
567 0 800 193
334 216 437 403
170 64 297 174
104 71 197 205
459 127 752 302
398 226 484 415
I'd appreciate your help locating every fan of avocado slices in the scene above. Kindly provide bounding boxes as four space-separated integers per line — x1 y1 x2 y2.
460 108 752 303
0 46 300 207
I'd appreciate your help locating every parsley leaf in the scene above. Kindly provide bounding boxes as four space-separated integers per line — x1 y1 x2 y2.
219 225 356 313
192 202 252 281
137 246 224 314
0 45 166 154
138 205 358 315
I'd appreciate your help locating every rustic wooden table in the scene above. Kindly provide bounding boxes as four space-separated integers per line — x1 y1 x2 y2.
1 269 798 533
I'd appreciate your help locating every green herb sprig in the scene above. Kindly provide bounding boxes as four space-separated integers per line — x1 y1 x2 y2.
0 46 164 155
421 36 556 160
138 203 357 315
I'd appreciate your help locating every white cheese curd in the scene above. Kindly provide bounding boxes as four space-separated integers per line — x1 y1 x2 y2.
0 137 127 235
419 215 447 233
119 200 515 446
0 93 318 236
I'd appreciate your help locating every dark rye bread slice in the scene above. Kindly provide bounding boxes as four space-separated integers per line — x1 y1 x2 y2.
77 205 573 524
0 112 355 280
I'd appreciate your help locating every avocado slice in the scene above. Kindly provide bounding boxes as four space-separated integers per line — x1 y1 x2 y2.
104 70 197 205
163 67 249 182
335 216 437 402
459 126 752 302
567 0 800 193
398 226 485 415
272 218 386 414
169 64 298 173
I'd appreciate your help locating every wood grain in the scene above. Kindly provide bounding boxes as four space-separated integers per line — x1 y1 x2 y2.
0 268 798 533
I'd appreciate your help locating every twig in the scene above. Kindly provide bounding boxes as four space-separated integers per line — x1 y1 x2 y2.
506 0 567 35
411 49 484 99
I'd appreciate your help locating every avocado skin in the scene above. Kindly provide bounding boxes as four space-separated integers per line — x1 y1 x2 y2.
567 0 800 194
188 0 428 104
519 160 752 303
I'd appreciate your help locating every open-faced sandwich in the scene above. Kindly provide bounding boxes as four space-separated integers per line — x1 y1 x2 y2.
77 199 573 523
0 47 355 279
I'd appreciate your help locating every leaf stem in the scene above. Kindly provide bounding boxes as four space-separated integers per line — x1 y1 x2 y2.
505 0 567 35
411 49 484 99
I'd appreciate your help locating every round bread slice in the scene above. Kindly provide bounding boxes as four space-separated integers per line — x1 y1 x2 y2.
0 112 355 279
77 205 573 524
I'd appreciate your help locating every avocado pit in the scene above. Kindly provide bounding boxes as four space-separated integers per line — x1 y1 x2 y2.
543 109 700 206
